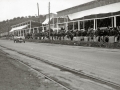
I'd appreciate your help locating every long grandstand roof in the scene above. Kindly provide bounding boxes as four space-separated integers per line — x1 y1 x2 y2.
57 0 120 17
68 2 120 20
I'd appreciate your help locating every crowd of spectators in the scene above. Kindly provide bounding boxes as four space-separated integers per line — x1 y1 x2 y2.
24 26 120 43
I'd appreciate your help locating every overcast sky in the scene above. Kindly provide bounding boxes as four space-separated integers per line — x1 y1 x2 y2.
0 0 94 21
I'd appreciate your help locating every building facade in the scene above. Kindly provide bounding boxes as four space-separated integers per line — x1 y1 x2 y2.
10 20 41 37
56 0 120 31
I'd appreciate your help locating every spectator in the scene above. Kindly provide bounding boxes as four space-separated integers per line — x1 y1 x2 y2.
105 35 109 48
117 26 120 42
105 35 109 43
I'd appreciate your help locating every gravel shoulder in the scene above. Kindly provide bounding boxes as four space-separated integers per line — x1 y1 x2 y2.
0 49 65 90
0 50 40 90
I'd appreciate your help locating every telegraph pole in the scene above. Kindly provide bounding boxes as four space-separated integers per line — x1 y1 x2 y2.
37 3 40 23
7 20 10 39
48 2 50 39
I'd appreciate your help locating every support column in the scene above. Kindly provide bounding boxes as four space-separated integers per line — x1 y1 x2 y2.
96 19 97 30
29 29 31 34
114 16 116 28
66 23 68 31
20 30 21 36
37 27 39 33
112 17 114 28
53 17 54 31
94 19 96 30
33 28 35 33
24 29 26 35
29 21 31 34
42 26 44 32
73 22 74 30
83 17 85 30
64 17 66 29
66 16 68 31
23 30 24 36
78 21 80 30
57 17 58 32
83 21 85 30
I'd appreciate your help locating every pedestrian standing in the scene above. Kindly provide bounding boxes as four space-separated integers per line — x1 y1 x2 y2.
105 35 109 48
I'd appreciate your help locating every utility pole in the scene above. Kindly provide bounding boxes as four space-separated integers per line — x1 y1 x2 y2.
7 20 10 39
37 3 40 23
48 2 50 39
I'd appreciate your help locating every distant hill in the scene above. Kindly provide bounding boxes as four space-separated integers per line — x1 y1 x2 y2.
0 15 46 33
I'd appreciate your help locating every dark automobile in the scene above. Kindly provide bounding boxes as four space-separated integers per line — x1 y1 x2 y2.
14 36 25 43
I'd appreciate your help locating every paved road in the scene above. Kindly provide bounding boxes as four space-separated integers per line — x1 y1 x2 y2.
0 39 120 85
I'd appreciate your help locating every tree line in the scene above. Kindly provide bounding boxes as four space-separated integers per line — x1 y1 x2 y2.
0 15 45 33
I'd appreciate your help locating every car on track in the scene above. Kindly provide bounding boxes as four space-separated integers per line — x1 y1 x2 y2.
14 36 25 43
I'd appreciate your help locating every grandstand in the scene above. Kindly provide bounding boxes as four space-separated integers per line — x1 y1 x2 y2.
57 0 120 31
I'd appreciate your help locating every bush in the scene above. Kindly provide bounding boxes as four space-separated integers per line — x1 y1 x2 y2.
25 39 120 49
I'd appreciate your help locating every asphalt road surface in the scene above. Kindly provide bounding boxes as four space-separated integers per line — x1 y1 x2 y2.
0 39 120 89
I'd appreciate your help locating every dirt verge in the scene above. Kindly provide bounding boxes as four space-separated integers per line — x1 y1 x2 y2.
0 50 66 90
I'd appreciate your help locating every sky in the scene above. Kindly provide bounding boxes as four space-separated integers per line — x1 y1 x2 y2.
0 0 94 22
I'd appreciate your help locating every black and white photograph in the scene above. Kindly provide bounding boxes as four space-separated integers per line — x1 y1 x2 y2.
0 0 120 90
